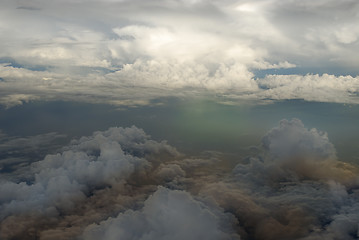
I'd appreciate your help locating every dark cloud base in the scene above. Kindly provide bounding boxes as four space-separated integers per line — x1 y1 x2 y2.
1 119 359 240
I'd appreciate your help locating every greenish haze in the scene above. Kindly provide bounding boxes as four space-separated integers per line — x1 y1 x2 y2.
0 98 358 164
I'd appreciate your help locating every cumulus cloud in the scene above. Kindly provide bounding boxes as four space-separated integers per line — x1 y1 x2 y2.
1 64 359 108
0 125 233 240
1 0 359 107
233 119 358 187
223 119 359 239
154 163 186 183
257 74 359 104
1 119 359 240
0 126 179 239
262 118 336 160
82 187 240 240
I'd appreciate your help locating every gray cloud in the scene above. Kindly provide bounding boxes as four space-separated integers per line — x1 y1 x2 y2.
224 119 359 239
0 130 67 178
0 126 179 239
1 118 359 239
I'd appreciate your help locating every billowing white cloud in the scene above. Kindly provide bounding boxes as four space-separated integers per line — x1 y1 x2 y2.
262 118 336 160
0 126 179 239
256 74 359 104
1 0 358 106
224 119 359 239
82 187 240 240
234 119 358 187
1 119 359 239
1 63 359 108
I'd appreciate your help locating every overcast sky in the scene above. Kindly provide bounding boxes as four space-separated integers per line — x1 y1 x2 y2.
1 0 359 107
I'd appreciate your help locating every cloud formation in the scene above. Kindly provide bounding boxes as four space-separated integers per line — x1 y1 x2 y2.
262 118 336 160
1 119 359 239
224 119 359 239
82 187 239 240
0 126 179 239
0 130 67 179
1 0 359 106
257 74 359 104
1 63 358 108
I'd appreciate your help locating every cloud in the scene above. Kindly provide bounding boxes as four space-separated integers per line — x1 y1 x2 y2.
233 119 358 187
0 130 67 178
1 119 358 239
0 131 66 154
0 94 39 108
1 63 359 108
262 118 336 160
256 74 359 104
82 187 240 240
0 126 179 239
223 119 359 239
1 0 359 107
154 163 186 182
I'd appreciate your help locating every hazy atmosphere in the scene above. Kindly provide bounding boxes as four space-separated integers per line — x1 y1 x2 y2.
1 0 359 239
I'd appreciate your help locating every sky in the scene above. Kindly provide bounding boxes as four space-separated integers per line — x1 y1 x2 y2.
1 0 359 239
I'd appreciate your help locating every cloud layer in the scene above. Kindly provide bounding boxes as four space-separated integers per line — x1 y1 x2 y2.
0 126 180 239
1 119 359 239
1 0 359 107
82 187 239 240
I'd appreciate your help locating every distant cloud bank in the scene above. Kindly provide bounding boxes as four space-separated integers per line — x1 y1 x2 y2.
1 0 359 107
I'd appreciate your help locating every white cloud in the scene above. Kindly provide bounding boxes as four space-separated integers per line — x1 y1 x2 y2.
1 119 359 239
256 74 359 104
262 118 336 160
82 187 240 240
0 94 40 108
2 0 358 106
208 119 359 239
1 62 359 107
0 126 179 239
233 119 359 187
